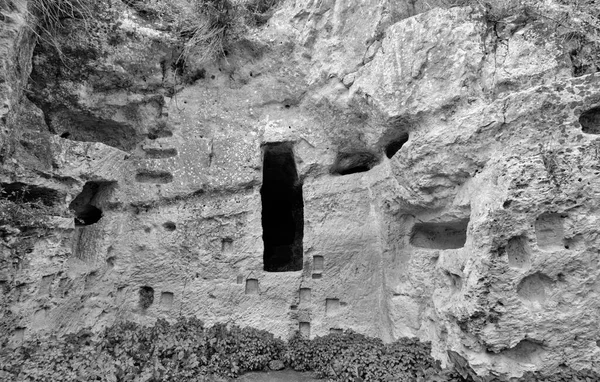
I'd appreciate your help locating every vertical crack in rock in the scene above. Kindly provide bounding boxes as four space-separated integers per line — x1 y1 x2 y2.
261 142 304 272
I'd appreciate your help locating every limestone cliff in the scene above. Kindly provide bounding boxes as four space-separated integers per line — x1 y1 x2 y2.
1 0 600 378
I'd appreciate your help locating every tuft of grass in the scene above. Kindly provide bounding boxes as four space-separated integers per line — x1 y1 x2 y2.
0 185 55 229
123 0 281 67
180 0 236 66
28 0 92 31
244 0 280 26
26 0 94 65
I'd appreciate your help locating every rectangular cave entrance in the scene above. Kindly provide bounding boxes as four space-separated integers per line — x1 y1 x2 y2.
261 142 304 272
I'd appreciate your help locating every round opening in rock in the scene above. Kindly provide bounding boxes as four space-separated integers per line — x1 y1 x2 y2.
163 221 176 231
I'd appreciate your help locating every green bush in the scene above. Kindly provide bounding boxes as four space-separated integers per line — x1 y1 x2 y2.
285 330 442 381
118 0 280 66
0 185 55 229
0 318 286 381
1 318 599 381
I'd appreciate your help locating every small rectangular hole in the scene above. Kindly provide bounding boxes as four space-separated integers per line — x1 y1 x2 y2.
222 238 233 254
299 288 311 304
245 278 259 295
326 298 340 316
299 322 310 338
160 292 174 308
313 255 324 272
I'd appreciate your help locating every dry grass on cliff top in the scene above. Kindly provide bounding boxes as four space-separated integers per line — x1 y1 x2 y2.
26 0 280 65
129 0 280 64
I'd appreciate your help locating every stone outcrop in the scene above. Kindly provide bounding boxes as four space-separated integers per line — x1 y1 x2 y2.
1 0 600 378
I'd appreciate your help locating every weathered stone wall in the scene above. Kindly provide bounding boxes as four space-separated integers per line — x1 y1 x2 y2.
1 0 600 378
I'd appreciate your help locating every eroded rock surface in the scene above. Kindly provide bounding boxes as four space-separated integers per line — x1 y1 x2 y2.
1 0 600 378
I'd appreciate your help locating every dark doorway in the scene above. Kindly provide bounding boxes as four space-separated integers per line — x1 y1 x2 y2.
261 142 304 272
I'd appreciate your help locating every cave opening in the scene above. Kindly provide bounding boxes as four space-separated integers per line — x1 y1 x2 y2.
69 181 111 226
385 133 409 159
331 151 379 175
580 106 600 134
410 220 469 249
139 286 154 309
75 205 102 226
261 142 304 272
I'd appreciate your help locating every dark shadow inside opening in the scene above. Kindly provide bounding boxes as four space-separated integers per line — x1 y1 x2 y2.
139 286 154 309
385 133 409 159
580 106 600 134
410 220 469 249
331 151 379 175
261 142 303 272
69 181 111 226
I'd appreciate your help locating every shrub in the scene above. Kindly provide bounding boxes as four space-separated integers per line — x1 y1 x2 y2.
285 330 441 381
0 318 288 381
120 0 281 67
1 319 600 381
0 185 57 230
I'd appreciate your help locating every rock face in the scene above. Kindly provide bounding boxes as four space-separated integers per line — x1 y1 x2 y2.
1 0 600 378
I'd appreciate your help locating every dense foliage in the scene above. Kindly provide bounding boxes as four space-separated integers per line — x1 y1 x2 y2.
0 185 56 229
0 318 285 381
1 317 598 381
286 331 442 381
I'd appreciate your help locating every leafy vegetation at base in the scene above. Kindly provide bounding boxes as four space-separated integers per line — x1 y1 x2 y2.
1 317 598 381
1 318 286 382
286 332 442 381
